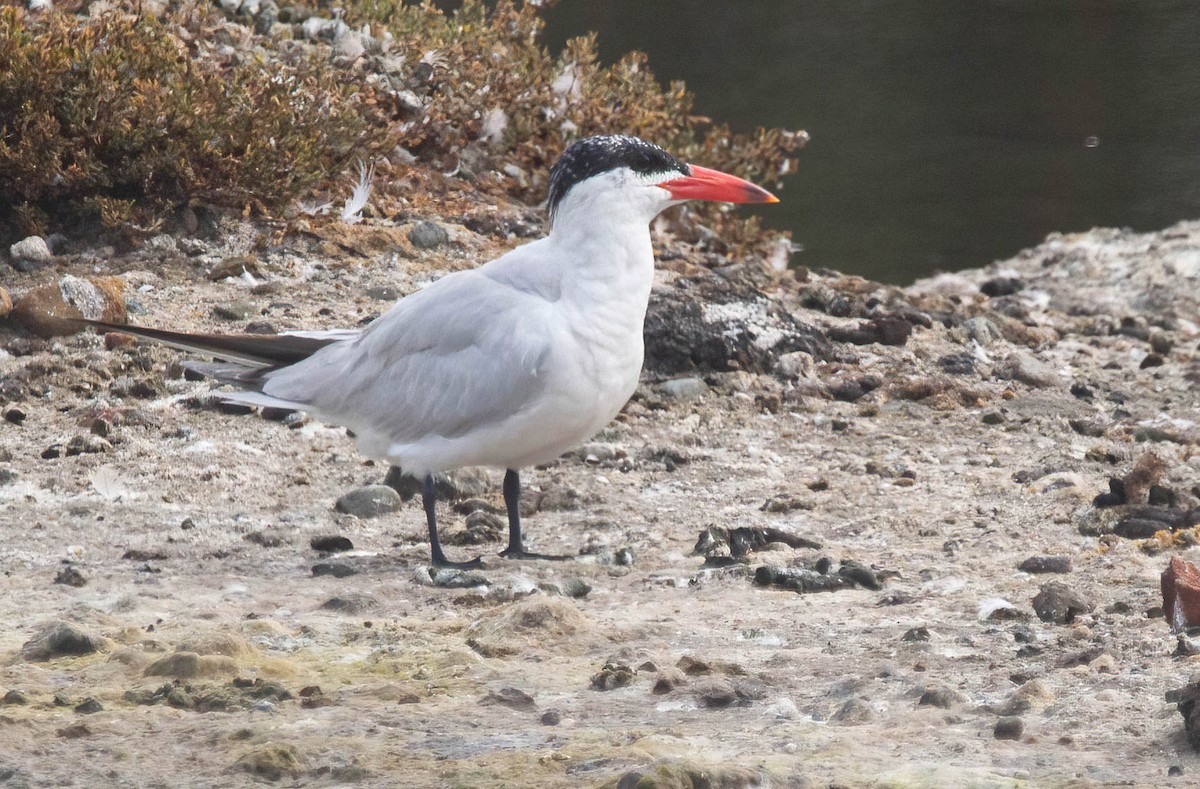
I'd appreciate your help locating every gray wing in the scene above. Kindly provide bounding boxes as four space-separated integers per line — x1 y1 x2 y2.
259 268 559 443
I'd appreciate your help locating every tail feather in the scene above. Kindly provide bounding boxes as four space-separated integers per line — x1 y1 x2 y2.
78 319 340 366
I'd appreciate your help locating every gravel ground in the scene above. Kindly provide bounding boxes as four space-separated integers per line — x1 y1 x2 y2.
1 217 1199 788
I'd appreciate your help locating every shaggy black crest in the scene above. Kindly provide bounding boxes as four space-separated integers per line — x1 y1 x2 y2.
547 135 689 218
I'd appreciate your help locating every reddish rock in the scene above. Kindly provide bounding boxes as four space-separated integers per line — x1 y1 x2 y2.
1162 556 1200 632
10 275 126 337
0 286 11 320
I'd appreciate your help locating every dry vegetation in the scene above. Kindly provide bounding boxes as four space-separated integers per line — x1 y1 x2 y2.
0 0 805 249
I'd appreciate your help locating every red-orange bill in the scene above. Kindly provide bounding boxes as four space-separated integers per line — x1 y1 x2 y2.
659 165 779 204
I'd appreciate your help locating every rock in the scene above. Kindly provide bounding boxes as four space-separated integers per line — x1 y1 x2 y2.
560 578 592 599
56 723 92 739
660 377 709 401
540 710 561 725
0 286 11 319
408 221 449 249
19 621 107 661
320 594 376 613
335 484 402 518
312 562 356 578
54 566 87 587
1162 556 1200 632
9 235 53 270
980 277 1025 297
1018 556 1072 574
918 684 967 709
775 350 814 378
695 678 738 708
465 598 592 658
964 316 1003 345
143 652 239 679
429 567 487 588
3 689 29 705
384 466 491 501
1032 581 1093 624
74 697 103 714
828 317 912 346
211 301 259 321
590 661 635 691
310 535 354 553
996 352 1064 389
365 285 402 301
481 687 536 709
234 742 305 781
643 274 834 375
994 716 1024 740
11 275 126 337
830 698 876 725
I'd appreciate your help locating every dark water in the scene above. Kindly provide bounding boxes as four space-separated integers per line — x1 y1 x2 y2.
542 1 1200 283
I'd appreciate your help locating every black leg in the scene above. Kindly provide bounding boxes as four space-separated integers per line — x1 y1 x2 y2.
499 468 570 561
423 473 481 569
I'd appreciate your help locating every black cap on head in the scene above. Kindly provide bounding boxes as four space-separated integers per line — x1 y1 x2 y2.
547 135 689 217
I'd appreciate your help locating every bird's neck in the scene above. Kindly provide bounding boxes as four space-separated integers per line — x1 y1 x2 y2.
548 216 655 296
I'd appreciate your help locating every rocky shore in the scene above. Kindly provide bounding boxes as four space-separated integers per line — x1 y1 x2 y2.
0 211 1198 787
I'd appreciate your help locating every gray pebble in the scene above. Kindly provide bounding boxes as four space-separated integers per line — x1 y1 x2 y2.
994 716 1024 740
212 301 260 321
19 621 106 661
9 236 53 270
1018 556 1072 574
3 689 29 705
540 710 561 725
335 485 403 518
918 684 967 709
74 698 103 714
830 698 875 725
429 568 488 588
996 352 1064 389
660 377 709 401
1032 581 1093 624
409 221 449 250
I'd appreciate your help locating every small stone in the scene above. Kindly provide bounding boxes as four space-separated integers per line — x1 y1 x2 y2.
311 562 356 578
320 594 376 613
540 710 561 725
384 467 491 501
19 621 106 661
0 285 12 319
9 235 53 269
902 626 930 642
74 697 103 714
335 484 402 518
676 656 712 676
661 377 708 401
1162 556 1200 632
429 568 488 588
212 301 259 321
964 316 1002 345
365 285 402 301
408 221 449 250
310 535 354 553
993 716 1024 740
918 684 966 708
1032 581 1093 624
11 275 127 337
3 689 29 705
1150 333 1174 355
65 434 113 456
561 578 591 599
54 566 87 587
981 410 1006 425
56 723 92 739
481 687 536 710
590 662 635 691
1018 556 1072 574
996 352 1064 389
166 687 195 709
234 743 305 781
695 678 738 708
652 672 684 695
2 407 23 425
980 277 1024 297
830 698 875 725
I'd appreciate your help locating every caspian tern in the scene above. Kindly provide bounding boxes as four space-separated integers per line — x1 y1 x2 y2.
83 135 778 567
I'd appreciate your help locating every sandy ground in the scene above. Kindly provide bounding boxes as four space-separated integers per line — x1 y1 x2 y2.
1 218 1199 788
